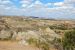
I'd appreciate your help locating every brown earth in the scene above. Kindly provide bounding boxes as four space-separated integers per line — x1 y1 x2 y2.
0 41 41 50
0 41 57 50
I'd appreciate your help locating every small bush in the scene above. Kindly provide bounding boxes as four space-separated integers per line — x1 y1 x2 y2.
62 30 75 50
49 24 68 30
27 37 50 50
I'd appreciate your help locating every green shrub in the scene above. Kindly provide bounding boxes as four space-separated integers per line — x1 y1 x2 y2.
62 30 75 50
49 24 68 30
27 37 50 50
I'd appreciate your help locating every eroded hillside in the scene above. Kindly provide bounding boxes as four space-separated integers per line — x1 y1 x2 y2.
0 16 75 50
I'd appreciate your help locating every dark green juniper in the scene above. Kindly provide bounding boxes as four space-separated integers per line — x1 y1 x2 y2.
62 30 75 50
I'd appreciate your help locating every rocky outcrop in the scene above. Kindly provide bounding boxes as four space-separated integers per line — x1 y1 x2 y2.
0 17 62 50
0 29 13 40
0 19 17 40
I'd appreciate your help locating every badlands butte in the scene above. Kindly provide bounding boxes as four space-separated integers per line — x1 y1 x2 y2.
0 16 75 50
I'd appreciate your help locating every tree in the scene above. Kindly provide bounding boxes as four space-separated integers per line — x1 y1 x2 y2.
62 30 75 50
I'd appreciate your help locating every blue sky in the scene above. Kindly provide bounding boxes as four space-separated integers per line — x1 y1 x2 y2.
0 0 75 19
40 0 64 3
11 0 64 7
11 0 20 7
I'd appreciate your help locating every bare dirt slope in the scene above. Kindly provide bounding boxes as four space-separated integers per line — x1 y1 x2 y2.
0 41 41 50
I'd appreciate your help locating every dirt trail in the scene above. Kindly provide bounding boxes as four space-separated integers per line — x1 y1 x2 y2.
0 41 41 50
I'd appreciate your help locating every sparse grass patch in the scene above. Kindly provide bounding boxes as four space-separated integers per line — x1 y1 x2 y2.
27 37 50 50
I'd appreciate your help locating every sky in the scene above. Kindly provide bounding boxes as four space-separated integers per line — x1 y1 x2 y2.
0 0 75 19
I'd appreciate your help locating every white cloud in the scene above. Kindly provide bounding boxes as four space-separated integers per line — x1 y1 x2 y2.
34 0 43 5
21 0 33 2
0 0 21 16
45 3 52 8
64 0 75 3
20 1 31 8
20 0 34 8
0 0 75 19
0 0 11 3
54 2 64 6
45 3 52 6
33 1 44 8
21 4 27 8
0 0 14 8
20 0 30 4
27 0 44 9
64 0 75 8
2 0 11 3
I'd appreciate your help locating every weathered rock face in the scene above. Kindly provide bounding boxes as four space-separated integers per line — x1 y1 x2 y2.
0 19 16 40
0 17 61 41
45 27 60 38
0 17 62 50
16 30 40 41
0 30 13 40
15 28 60 43
0 20 10 40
